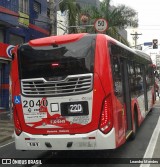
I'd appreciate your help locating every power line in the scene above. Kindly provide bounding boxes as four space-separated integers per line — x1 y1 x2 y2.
130 32 142 48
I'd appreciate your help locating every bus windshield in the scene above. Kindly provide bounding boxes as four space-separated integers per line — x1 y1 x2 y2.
18 36 96 80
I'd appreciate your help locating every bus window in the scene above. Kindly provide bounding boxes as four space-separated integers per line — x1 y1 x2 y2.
128 62 136 96
146 64 154 91
111 48 123 103
135 64 144 94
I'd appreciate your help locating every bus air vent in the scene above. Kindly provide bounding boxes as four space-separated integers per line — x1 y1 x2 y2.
21 74 93 97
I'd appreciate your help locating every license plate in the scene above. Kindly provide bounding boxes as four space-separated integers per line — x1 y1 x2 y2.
27 142 39 147
61 101 88 116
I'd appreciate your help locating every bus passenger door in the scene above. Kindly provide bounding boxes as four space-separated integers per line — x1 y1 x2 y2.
111 44 132 143
121 60 132 137
112 55 126 141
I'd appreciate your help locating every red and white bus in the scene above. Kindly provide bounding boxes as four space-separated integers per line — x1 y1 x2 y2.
11 33 155 150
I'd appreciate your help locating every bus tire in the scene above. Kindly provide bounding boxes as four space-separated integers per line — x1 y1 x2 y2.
149 108 153 114
130 111 138 140
150 96 155 113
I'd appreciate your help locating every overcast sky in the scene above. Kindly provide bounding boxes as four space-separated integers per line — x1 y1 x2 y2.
112 0 160 45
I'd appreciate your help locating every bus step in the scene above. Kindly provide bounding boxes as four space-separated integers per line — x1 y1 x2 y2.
126 130 133 139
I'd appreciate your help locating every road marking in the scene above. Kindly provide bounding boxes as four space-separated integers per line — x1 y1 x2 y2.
0 141 15 148
140 116 160 167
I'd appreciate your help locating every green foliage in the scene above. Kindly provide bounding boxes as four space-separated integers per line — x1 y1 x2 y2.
81 0 138 46
59 0 81 33
58 0 138 46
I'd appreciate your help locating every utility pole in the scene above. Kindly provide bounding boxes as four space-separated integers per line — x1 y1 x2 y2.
130 32 142 49
49 0 57 35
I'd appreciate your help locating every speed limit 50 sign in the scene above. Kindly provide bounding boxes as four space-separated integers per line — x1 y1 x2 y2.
94 18 108 33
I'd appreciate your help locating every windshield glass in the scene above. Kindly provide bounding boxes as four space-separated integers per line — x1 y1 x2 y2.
18 35 96 80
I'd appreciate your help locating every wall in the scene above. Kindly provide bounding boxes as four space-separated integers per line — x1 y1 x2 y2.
0 0 50 110
0 0 50 44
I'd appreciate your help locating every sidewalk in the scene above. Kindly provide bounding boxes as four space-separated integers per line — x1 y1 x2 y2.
0 111 14 143
144 99 160 167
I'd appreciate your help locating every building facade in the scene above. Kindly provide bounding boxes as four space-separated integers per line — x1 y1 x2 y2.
0 0 50 111
0 0 50 45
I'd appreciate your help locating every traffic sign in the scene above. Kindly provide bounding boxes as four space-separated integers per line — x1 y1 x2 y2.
153 39 158 49
144 42 152 46
94 18 108 33
14 96 21 104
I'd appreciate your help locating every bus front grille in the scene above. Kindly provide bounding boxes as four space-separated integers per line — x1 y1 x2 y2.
21 74 93 97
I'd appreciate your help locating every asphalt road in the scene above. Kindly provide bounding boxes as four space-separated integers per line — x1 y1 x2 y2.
38 107 160 167
0 105 160 167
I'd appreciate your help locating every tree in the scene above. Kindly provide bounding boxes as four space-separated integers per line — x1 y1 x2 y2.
49 0 56 35
81 0 138 46
59 0 81 33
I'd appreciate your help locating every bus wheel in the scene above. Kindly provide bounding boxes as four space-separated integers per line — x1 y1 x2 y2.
150 97 155 113
130 111 138 140
149 108 153 113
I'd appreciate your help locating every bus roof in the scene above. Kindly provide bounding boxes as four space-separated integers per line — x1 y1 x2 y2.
133 49 151 62
29 33 87 46
28 33 152 63
105 34 152 63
